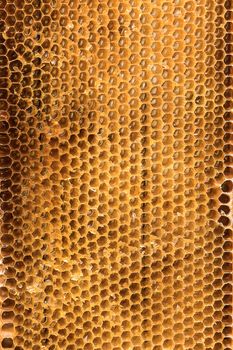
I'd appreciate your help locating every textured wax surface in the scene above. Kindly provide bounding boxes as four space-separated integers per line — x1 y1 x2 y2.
0 0 232 349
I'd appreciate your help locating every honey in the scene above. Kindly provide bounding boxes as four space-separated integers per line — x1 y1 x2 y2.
0 0 232 349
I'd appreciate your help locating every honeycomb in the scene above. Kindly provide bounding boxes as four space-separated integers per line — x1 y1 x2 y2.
0 0 232 349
